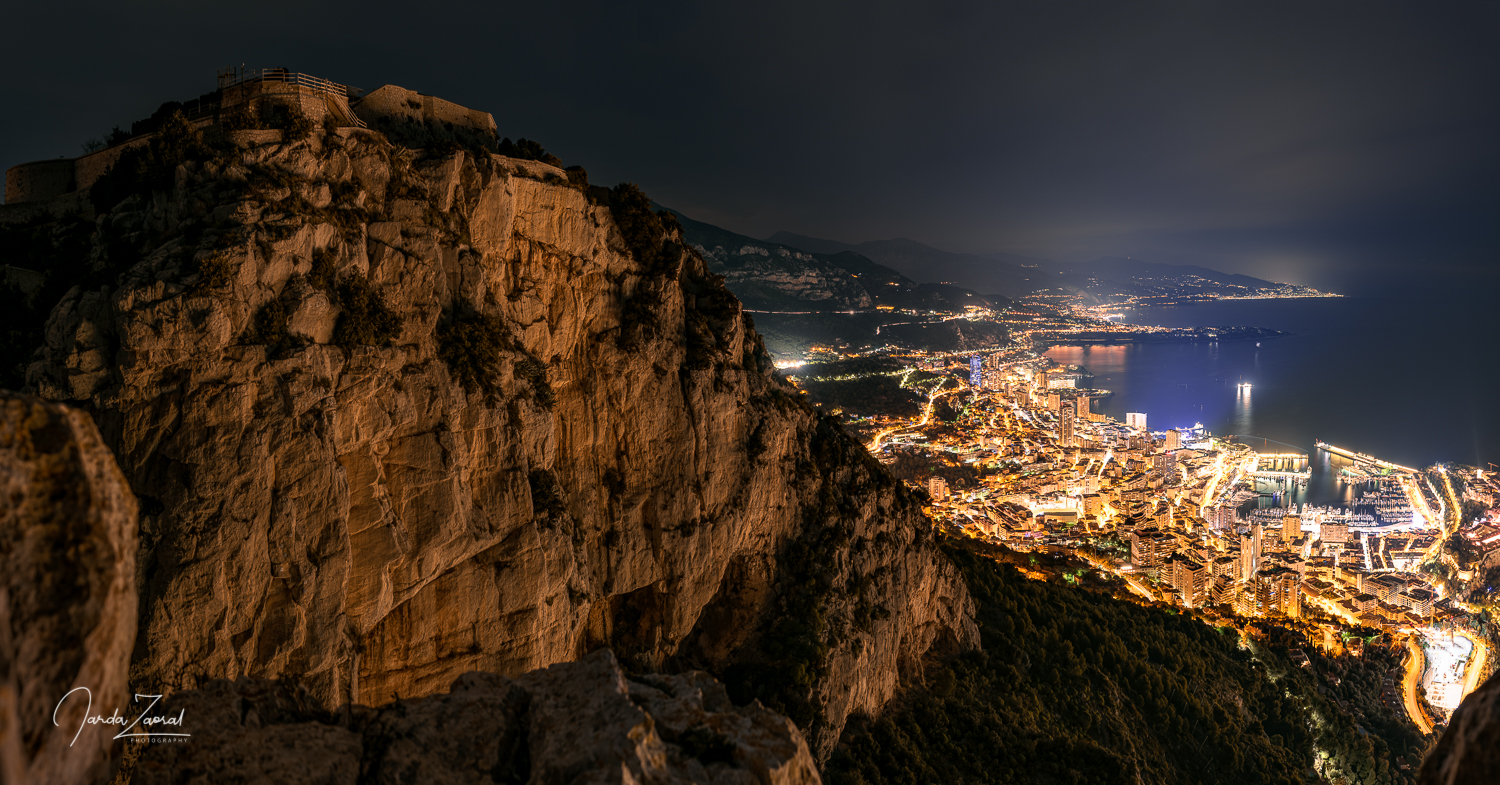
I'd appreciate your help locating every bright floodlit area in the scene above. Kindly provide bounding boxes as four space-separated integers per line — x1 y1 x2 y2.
1420 630 1474 714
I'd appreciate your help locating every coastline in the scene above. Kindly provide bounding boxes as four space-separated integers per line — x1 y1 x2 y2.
1032 326 1288 350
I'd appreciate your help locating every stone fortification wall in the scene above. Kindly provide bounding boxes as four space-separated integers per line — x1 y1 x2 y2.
221 80 338 125
7 129 174 207
353 84 498 148
4 159 74 205
72 135 153 196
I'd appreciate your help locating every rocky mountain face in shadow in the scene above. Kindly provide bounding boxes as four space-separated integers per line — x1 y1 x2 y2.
134 650 821 785
17 120 975 759
0 393 138 785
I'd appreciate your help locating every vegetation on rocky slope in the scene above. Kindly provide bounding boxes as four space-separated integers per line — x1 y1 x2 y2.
825 544 1427 785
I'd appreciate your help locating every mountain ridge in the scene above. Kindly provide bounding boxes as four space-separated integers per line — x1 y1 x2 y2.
769 231 1046 298
770 231 1302 298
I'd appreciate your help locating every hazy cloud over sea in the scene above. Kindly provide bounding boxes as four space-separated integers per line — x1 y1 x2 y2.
4 1 1497 292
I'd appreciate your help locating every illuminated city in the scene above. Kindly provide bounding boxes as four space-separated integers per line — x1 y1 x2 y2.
792 343 1500 737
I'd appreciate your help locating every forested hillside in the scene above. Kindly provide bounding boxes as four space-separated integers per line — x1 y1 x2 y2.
826 545 1428 785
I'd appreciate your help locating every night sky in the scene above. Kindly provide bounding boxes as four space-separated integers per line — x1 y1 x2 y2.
5 2 1498 293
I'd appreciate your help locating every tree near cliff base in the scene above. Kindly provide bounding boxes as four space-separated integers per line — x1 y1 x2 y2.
825 544 1423 785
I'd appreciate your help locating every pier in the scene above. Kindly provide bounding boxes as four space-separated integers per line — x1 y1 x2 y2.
1316 441 1418 475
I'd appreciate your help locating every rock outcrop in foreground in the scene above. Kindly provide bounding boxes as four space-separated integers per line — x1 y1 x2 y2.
134 649 819 785
26 119 975 753
0 393 138 785
1420 671 1500 785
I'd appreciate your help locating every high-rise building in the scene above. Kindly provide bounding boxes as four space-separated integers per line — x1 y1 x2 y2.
1126 412 1147 431
1282 514 1301 545
1252 523 1263 575
1164 429 1182 451
1211 576 1238 607
1129 529 1172 571
969 355 982 386
1060 399 1075 447
927 476 949 501
1077 395 1090 416
1152 451 1177 477
1171 559 1209 608
1047 393 1060 412
1254 567 1302 618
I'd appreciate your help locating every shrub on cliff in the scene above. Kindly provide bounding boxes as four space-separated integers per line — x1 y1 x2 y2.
190 251 236 293
437 312 509 403
240 298 303 359
607 183 692 352
528 469 566 518
513 353 554 409
332 276 402 348
498 137 563 168
565 166 589 192
437 311 555 408
607 183 671 271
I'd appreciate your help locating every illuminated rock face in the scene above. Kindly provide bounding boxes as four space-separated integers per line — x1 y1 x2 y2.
28 129 975 755
134 650 823 785
1421 671 1500 785
0 393 138 785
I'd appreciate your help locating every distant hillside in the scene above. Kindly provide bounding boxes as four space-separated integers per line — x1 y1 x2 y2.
750 312 1009 360
771 233 1318 300
671 211 873 311
1045 256 1281 292
671 211 1005 313
770 232 1048 299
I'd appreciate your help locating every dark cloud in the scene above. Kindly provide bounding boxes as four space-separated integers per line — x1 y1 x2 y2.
4 1 1497 292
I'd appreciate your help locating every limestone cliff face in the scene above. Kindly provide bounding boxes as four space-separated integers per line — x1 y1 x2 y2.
0 393 138 785
135 649 821 785
27 127 975 754
1420 671 1500 785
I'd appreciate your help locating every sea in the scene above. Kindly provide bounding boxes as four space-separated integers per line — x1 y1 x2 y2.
1043 293 1499 507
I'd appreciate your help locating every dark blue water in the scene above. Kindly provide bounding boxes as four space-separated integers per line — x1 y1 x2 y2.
1045 294 1498 505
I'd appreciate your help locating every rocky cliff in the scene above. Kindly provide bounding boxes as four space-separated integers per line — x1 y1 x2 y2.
0 393 138 785
134 650 820 785
23 118 975 754
1420 670 1500 785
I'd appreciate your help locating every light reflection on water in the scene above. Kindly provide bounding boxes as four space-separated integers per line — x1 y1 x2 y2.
1045 333 1378 506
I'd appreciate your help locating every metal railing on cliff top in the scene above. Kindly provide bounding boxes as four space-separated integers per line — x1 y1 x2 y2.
217 67 350 98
